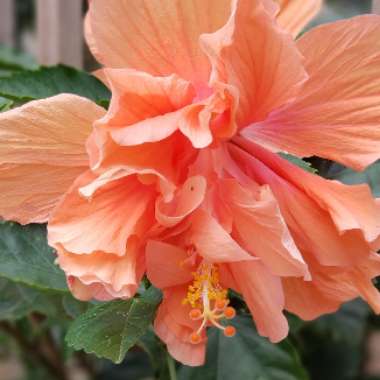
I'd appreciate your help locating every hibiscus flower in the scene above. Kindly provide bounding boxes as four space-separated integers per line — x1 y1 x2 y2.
1 0 380 367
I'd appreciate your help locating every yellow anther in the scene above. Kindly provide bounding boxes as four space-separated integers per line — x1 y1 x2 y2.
184 263 227 308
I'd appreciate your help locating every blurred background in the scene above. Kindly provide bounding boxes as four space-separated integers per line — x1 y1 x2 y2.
0 1 379 380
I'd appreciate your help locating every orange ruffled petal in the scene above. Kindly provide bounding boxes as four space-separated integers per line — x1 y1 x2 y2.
98 68 195 146
243 15 380 170
0 94 105 224
154 287 206 367
276 0 322 37
284 254 380 320
155 176 207 228
48 171 155 256
190 210 254 263
200 0 307 127
86 0 231 88
229 139 377 267
146 241 194 289
58 236 144 301
235 138 380 243
220 179 309 278
229 260 289 343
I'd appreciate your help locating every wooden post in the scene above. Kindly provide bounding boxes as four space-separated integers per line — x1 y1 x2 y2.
0 0 15 47
37 0 83 68
373 0 380 14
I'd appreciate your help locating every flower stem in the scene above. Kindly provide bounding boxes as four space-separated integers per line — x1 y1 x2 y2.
167 352 177 380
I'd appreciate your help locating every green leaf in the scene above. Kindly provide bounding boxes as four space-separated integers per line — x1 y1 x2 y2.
0 69 14 78
307 299 369 344
0 45 38 71
0 222 67 292
0 278 66 321
99 350 155 380
0 65 110 107
325 161 380 197
178 315 309 380
139 330 171 380
278 153 318 174
300 300 369 380
65 287 162 363
62 295 90 319
0 96 13 111
286 312 306 334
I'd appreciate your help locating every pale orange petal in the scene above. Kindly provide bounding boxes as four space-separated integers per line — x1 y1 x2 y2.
68 276 139 301
178 103 214 149
0 95 103 166
161 287 200 329
283 274 355 320
351 270 380 314
221 179 308 277
155 311 206 366
91 68 109 87
101 69 194 127
243 15 380 170
97 69 195 146
284 255 380 319
87 125 194 198
86 0 231 87
371 235 380 252
67 277 96 301
190 210 254 263
229 140 375 267
58 237 144 301
78 165 173 204
200 0 307 127
276 0 322 37
0 164 84 224
0 95 105 223
110 111 182 147
154 288 206 366
146 241 194 289
303 180 380 243
262 0 280 15
178 86 238 148
351 254 380 313
371 200 380 250
218 263 241 290
156 176 207 227
48 171 155 256
230 260 289 342
86 128 198 204
236 138 380 243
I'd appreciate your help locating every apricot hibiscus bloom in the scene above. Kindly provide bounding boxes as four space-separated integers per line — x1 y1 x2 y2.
1 0 380 367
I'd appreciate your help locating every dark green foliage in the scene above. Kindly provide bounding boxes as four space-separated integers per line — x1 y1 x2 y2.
0 65 110 107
